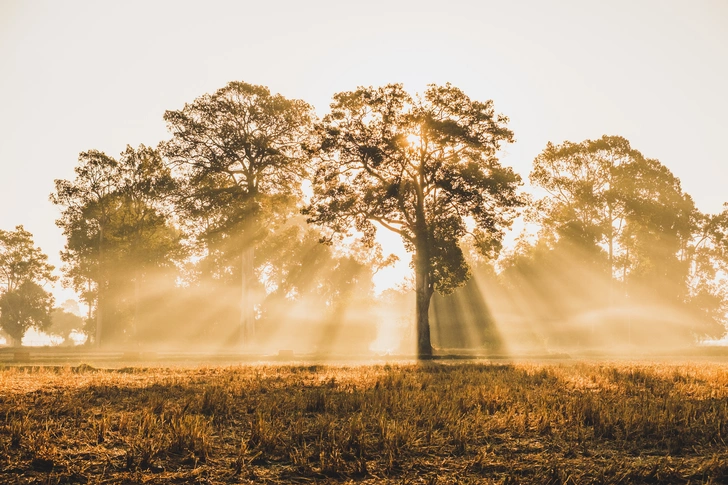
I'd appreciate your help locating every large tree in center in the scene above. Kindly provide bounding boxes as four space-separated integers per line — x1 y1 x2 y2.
305 83 522 357
163 81 315 344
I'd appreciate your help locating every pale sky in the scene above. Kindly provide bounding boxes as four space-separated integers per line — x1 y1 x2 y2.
1 0 727 303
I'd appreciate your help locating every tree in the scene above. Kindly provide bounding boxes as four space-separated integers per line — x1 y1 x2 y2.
47 300 84 345
0 226 55 345
0 225 55 293
530 136 695 291
104 145 183 339
51 146 181 345
0 282 54 345
163 81 315 344
686 204 728 336
51 150 117 344
618 156 695 302
530 136 641 275
528 135 722 343
305 83 522 357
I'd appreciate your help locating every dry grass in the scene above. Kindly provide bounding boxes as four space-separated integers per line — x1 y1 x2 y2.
1 361 728 483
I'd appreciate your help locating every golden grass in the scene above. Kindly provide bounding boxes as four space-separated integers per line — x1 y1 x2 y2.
1 361 728 483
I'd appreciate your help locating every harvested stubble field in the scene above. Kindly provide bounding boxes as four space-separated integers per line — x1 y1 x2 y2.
1 361 728 484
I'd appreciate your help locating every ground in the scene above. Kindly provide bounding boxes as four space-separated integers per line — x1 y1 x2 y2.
1 360 728 484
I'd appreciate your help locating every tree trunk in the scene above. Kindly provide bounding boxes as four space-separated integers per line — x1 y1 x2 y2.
96 291 103 346
608 206 614 307
133 271 140 339
240 245 255 347
87 279 92 322
414 252 433 359
96 226 103 347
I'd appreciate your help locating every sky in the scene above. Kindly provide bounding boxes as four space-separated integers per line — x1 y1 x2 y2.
1 0 727 303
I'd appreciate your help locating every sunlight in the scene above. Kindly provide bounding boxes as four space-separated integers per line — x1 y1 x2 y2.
22 328 63 347
406 133 421 147
369 294 415 355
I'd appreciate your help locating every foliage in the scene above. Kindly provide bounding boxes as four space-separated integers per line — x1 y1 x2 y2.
619 156 695 301
530 136 694 277
47 307 84 345
306 83 522 356
40 80 728 348
51 150 117 310
685 204 728 335
0 226 55 293
0 226 55 344
523 135 724 340
163 81 315 280
0 281 54 344
51 146 182 344
163 81 316 344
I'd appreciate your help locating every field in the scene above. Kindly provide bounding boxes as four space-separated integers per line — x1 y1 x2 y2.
1 361 728 484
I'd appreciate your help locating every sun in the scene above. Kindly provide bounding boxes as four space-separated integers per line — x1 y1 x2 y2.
406 133 421 147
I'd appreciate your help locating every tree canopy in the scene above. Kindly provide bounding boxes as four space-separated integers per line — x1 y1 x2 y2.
163 81 316 344
0 226 55 293
163 81 315 242
530 135 695 286
51 146 181 344
0 226 55 345
504 135 726 344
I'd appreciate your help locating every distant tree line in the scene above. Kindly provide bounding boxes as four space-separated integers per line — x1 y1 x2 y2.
0 81 726 356
485 136 728 350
